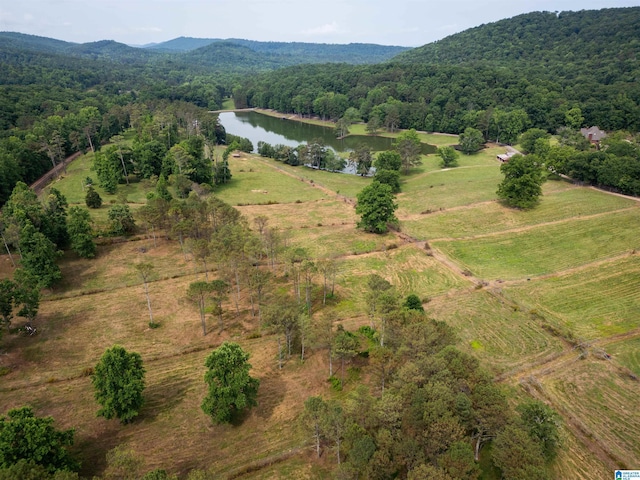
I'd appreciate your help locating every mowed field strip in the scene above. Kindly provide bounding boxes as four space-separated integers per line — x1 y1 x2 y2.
4 144 639 478
432 208 640 281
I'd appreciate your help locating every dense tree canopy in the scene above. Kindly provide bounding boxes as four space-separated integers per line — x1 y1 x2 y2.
93 345 146 423
355 182 398 234
201 342 260 424
0 406 78 473
496 154 546 209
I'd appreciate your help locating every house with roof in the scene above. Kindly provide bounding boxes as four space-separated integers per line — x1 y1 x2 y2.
497 151 517 162
580 126 607 147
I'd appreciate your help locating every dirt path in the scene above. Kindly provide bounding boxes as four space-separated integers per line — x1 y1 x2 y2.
30 151 83 194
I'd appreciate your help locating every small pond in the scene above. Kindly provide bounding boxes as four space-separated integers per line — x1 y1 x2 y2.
217 111 436 155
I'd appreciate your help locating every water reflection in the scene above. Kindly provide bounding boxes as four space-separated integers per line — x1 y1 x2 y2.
218 111 436 155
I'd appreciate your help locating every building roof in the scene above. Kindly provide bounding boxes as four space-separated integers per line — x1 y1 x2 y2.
497 152 517 162
580 126 607 142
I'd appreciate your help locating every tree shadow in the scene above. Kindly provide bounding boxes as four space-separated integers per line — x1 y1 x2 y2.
254 373 287 421
75 422 123 478
138 375 192 422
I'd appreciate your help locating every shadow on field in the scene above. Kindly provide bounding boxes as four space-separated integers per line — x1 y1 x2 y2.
254 373 287 421
140 375 192 422
76 422 123 478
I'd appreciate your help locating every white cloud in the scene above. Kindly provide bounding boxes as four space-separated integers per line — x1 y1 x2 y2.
301 21 339 36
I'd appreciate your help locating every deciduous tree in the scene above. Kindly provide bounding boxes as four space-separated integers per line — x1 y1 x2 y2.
496 154 546 209
201 342 259 424
393 129 422 174
516 400 561 462
458 127 484 154
108 204 136 236
373 169 401 193
374 151 402 171
355 182 398 234
18 222 62 289
302 396 328 458
0 406 78 473
67 207 95 258
93 346 146 423
437 146 459 168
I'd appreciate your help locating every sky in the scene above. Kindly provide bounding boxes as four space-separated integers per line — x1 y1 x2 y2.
1 0 639 47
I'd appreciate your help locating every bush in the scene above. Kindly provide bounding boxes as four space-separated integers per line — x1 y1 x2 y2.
85 186 102 208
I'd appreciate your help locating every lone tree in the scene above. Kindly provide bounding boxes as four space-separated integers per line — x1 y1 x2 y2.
0 406 79 473
355 182 398 234
436 146 459 168
496 154 546 209
458 127 484 154
393 129 422 174
93 345 146 423
85 185 102 209
201 342 260 424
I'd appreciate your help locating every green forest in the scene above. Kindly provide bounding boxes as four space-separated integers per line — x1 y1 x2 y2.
1 6 639 480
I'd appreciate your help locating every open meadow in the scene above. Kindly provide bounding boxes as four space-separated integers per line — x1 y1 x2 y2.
2 142 639 479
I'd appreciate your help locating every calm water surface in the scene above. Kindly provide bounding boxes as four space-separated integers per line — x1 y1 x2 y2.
218 111 436 155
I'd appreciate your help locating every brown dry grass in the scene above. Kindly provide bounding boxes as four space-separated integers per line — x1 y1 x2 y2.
0 239 337 478
237 198 357 231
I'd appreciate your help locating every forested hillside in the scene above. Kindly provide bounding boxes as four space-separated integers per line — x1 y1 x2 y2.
395 8 640 70
235 8 640 135
151 36 411 63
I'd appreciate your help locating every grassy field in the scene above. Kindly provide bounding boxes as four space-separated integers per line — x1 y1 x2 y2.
425 289 565 375
269 160 372 199
215 154 328 205
541 357 640 470
402 185 637 240
503 255 640 339
4 143 639 478
433 209 640 280
607 337 640 376
397 163 503 214
236 199 358 230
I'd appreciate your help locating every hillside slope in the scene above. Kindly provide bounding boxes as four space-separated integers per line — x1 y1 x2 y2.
394 7 640 69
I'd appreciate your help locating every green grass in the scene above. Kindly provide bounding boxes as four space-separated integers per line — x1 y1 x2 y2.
607 337 640 376
273 161 372 199
398 164 503 214
544 359 640 469
237 199 357 231
347 123 459 146
336 245 471 316
402 185 637 240
215 155 328 205
503 255 640 339
221 97 235 110
425 289 564 374
284 224 396 258
433 209 640 280
43 152 154 208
